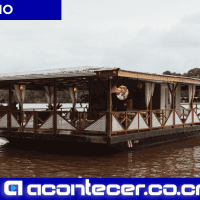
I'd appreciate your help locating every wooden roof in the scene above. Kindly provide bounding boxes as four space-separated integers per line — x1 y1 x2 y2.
0 67 114 90
0 67 101 81
96 69 200 85
0 67 199 90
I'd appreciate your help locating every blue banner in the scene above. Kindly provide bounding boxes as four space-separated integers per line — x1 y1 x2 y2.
0 0 61 20
1 178 200 199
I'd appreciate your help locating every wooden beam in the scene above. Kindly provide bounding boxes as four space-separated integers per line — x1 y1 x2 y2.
174 83 178 93
96 70 118 77
167 83 177 127
113 77 119 87
167 83 173 95
117 70 200 85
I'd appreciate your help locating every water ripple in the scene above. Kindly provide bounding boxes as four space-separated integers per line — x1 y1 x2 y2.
1 136 200 177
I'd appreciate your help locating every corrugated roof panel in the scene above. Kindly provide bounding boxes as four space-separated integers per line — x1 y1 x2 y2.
0 67 200 86
0 67 116 81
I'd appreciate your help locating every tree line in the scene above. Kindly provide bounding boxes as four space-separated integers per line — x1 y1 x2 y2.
163 68 200 78
0 90 88 104
163 67 200 97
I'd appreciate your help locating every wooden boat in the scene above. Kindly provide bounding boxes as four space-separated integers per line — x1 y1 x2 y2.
0 67 200 150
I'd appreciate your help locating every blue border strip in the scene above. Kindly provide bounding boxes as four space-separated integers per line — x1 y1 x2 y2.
0 0 61 20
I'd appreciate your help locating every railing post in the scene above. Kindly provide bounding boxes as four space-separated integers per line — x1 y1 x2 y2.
192 108 194 126
78 112 81 134
34 111 38 139
173 109 175 127
162 110 164 129
138 111 139 132
172 92 175 128
149 97 152 130
125 112 128 134
107 112 112 138
107 77 112 139
89 78 92 112
191 85 194 126
150 110 152 130
21 110 24 132
8 82 12 135
53 79 57 136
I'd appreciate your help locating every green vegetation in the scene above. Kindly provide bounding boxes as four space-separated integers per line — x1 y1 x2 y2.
0 90 88 104
163 68 200 78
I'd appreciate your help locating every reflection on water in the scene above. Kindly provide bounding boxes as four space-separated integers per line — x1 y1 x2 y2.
1 136 200 177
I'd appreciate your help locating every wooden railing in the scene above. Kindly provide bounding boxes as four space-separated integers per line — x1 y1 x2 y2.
0 110 108 135
111 108 200 134
0 108 199 137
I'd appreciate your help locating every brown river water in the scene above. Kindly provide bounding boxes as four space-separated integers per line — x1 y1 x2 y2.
0 136 200 178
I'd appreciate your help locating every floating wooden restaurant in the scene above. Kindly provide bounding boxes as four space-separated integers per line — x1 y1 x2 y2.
0 67 200 150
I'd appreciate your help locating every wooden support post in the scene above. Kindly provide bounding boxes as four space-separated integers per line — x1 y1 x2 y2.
125 112 127 134
89 78 92 112
8 82 12 135
172 90 175 127
34 111 38 139
191 86 194 126
167 83 178 128
53 79 57 136
78 112 81 134
20 103 24 132
138 111 139 132
150 97 152 130
107 77 112 138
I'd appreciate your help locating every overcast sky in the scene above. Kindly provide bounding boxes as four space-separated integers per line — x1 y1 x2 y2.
1 0 200 75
